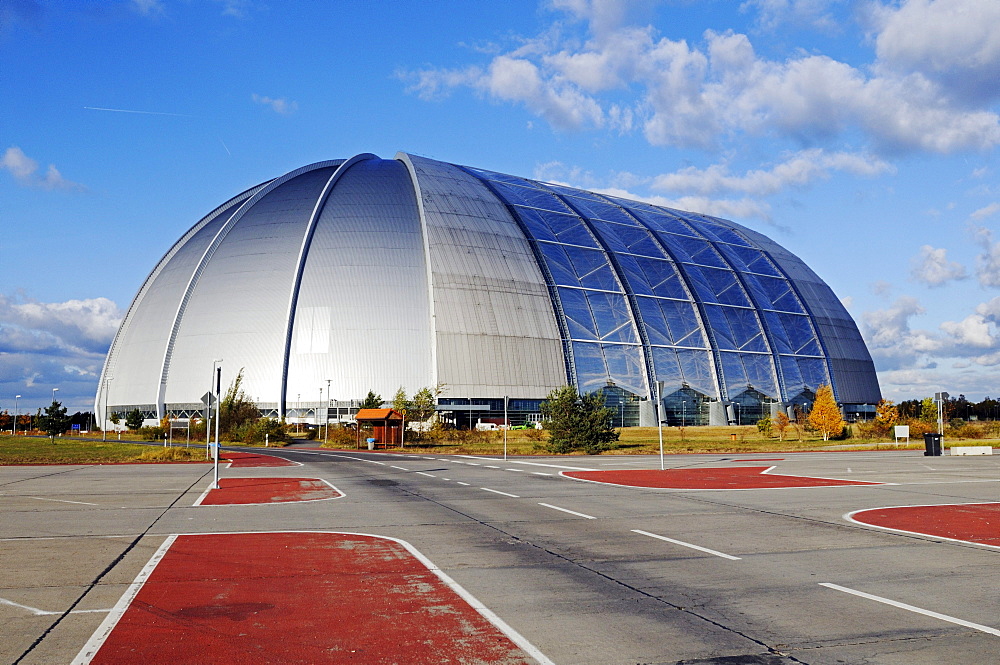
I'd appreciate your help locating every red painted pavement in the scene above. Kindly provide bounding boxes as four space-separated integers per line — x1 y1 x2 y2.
198 477 342 505
221 451 296 467
85 532 535 664
564 466 880 490
850 503 1000 548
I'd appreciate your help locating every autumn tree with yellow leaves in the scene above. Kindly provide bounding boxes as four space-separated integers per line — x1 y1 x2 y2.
808 384 844 441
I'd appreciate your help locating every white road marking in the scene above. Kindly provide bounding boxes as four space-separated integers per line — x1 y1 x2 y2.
538 503 595 519
484 465 501 469
458 455 597 471
820 583 1000 637
480 488 519 498
27 496 97 506
506 468 527 472
532 472 553 476
456 482 470 486
416 472 436 478
0 597 111 616
72 535 176 665
390 466 409 471
632 529 741 560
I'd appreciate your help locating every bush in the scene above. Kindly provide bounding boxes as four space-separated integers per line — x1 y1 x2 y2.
137 447 203 462
138 426 166 441
323 425 356 448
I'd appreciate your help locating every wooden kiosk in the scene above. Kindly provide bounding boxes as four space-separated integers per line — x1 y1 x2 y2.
355 408 404 449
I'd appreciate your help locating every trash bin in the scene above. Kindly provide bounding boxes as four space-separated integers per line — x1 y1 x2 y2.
923 432 943 456
366 437 376 450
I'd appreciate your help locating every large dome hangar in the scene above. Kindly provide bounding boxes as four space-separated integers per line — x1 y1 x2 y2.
97 152 880 428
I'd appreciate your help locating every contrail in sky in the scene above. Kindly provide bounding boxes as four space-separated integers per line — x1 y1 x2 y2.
84 106 196 118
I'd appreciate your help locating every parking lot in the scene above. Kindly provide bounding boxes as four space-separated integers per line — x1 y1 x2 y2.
2 447 998 664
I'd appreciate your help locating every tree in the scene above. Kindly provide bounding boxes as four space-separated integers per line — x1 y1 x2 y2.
360 390 383 410
409 387 436 423
774 412 790 441
125 409 145 430
873 399 898 437
920 397 936 424
540 386 619 455
808 384 844 441
756 415 772 437
39 400 71 440
0 410 10 432
391 387 410 416
109 411 121 427
220 369 259 436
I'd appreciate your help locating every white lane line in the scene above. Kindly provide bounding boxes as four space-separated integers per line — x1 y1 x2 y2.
72 535 177 665
481 488 520 498
632 529 741 560
191 485 213 507
456 482 470 486
441 478 451 481
506 468 527 472
466 462 481 466
416 472 436 478
820 583 1000 637
458 455 598 471
484 465 501 469
538 503 596 519
0 597 112 616
390 466 410 471
27 496 98 506
369 460 386 465
532 472 553 476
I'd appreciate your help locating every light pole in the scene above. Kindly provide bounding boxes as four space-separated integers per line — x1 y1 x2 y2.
325 379 331 445
13 394 20 436
503 395 508 461
297 393 301 433
682 400 686 428
318 387 323 434
213 361 222 489
102 378 112 442
51 387 59 404
208 359 222 455
656 381 665 471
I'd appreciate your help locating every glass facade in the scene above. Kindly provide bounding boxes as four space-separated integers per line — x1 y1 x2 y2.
464 166 843 421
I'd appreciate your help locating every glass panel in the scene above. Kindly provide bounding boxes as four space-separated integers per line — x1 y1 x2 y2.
602 343 646 396
466 168 529 188
779 354 806 398
564 197 637 226
681 264 723 304
617 254 656 296
588 291 637 343
754 275 804 313
742 353 778 398
628 208 700 237
488 180 574 214
637 297 705 348
537 242 581 286
635 256 687 299
741 273 778 310
703 305 736 350
725 306 768 352
797 357 829 391
719 351 749 397
650 346 683 391
688 217 752 246
636 297 672 346
671 236 729 268
762 310 794 355
512 206 560 243
566 248 621 291
777 312 821 355
558 287 599 340
572 341 609 393
595 221 664 258
676 349 716 398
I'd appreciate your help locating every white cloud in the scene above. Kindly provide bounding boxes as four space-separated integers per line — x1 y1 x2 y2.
403 3 1000 154
940 313 997 349
970 202 1000 220
0 294 123 411
1 146 84 191
252 94 298 115
651 149 893 197
131 0 164 16
873 0 1000 105
971 226 1000 287
862 295 943 370
909 245 967 287
740 0 840 32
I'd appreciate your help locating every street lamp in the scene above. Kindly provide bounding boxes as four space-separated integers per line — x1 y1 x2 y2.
208 359 223 453
325 379 331 446
13 395 20 436
102 378 113 442
682 400 686 428
212 360 223 489
52 387 59 404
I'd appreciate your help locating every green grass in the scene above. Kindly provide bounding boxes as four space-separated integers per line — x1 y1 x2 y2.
0 435 209 465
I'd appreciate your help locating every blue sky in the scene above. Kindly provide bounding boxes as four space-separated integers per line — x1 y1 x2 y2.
2 0 999 414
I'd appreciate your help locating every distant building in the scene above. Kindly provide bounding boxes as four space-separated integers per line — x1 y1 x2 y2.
96 153 880 427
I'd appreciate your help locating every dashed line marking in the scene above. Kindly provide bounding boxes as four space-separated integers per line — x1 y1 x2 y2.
481 488 519 498
416 472 436 478
484 465 500 469
532 472 553 476
506 468 527 472
538 503 595 519
390 466 409 471
820 583 1000 637
466 463 480 466
632 529 741 560
456 482 470 486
